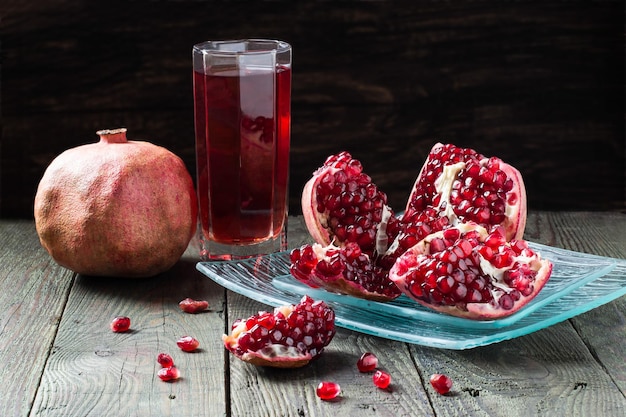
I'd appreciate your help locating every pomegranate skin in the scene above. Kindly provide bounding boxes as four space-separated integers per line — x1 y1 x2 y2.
34 128 198 278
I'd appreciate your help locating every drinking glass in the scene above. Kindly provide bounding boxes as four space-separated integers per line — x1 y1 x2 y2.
193 39 292 260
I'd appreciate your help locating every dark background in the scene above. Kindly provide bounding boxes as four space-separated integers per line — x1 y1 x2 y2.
1 1 624 219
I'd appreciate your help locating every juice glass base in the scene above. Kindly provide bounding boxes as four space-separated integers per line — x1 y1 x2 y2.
198 226 288 261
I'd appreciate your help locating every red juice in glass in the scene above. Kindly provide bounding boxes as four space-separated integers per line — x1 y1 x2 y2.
193 40 291 259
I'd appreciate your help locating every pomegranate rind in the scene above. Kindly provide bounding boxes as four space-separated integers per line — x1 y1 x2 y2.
222 337 313 368
301 174 333 247
179 298 209 313
389 224 552 320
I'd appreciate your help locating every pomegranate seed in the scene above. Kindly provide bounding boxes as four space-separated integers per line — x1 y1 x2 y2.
357 352 379 372
110 316 131 333
430 373 453 395
179 298 209 313
257 312 276 329
176 336 200 352
316 381 341 400
157 353 174 368
373 370 391 389
158 366 180 382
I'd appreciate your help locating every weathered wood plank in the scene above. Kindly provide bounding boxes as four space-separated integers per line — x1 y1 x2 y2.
227 212 626 416
410 323 625 417
405 212 626 417
29 250 227 417
226 294 435 417
225 217 436 416
572 297 626 394
1 213 625 416
537 212 626 396
0 220 75 417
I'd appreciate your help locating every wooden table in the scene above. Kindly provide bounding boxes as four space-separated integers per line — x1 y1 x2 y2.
1 212 625 417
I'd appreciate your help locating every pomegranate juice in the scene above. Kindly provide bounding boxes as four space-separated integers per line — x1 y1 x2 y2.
194 67 291 246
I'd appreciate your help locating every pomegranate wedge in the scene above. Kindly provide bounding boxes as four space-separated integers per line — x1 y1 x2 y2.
223 295 336 368
389 224 552 320
290 242 402 301
405 142 526 241
382 142 527 266
297 151 402 300
301 151 398 256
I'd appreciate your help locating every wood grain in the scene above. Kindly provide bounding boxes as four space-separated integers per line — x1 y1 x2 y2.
29 253 228 417
536 212 626 397
405 211 626 417
1 1 624 218
226 293 435 417
0 214 624 416
225 216 436 416
0 221 74 417
224 212 626 416
410 323 625 417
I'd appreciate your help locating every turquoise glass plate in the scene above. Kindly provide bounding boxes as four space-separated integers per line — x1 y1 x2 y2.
196 242 626 349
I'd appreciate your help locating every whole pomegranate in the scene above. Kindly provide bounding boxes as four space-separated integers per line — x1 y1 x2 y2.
34 128 197 277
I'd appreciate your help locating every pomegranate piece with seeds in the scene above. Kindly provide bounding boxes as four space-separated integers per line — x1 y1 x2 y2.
179 298 209 313
296 144 529 302
373 370 391 389
316 381 341 400
110 316 131 333
357 352 379 372
389 223 552 320
406 143 525 240
382 142 527 266
176 336 200 352
290 242 401 302
295 151 401 301
223 295 336 368
430 373 453 395
301 151 396 255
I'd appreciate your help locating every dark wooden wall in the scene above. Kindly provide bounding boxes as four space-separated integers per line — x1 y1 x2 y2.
2 1 624 219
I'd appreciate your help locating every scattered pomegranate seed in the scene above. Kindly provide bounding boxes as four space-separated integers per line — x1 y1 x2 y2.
430 373 453 395
316 381 341 401
157 353 174 368
179 297 209 313
158 366 180 382
373 370 391 389
110 316 131 333
177 336 200 352
357 352 378 372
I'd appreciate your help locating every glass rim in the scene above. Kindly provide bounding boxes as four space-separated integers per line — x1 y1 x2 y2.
193 39 291 55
